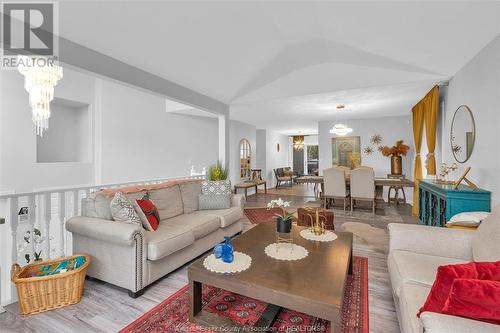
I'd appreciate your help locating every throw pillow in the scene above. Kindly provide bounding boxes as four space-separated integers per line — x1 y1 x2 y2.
442 278 500 325
110 192 142 226
201 180 232 195
135 195 160 231
418 261 500 317
447 211 490 227
198 194 231 210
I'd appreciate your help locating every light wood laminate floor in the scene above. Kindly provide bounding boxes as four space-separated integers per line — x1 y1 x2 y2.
1 184 415 332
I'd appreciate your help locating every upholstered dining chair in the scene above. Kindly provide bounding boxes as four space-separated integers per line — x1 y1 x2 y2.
350 167 376 215
334 165 351 178
323 167 350 214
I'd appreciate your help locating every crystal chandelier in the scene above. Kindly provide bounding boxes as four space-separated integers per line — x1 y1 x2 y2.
329 104 353 136
17 56 63 136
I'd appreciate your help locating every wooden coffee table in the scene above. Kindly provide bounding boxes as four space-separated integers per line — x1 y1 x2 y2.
188 223 353 332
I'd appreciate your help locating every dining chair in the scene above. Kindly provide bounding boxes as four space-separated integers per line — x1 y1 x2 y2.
350 167 376 215
335 165 351 178
323 167 350 215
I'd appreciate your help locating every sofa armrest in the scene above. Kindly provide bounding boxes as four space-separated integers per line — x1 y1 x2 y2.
420 312 499 333
388 223 473 261
231 194 246 208
66 216 144 246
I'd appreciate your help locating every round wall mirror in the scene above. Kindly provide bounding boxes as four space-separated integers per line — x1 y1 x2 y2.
450 105 475 163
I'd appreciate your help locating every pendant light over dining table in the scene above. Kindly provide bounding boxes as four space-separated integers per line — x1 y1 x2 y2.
329 104 353 136
17 56 63 137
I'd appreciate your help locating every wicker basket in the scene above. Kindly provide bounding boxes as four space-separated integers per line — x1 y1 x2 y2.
11 254 90 315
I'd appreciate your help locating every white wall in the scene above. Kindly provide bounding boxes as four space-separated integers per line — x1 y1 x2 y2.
0 68 95 193
319 115 414 203
319 115 414 177
442 35 500 205
98 80 219 184
255 129 290 187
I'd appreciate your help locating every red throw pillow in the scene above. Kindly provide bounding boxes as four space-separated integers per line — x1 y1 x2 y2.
442 279 500 325
418 261 500 317
136 198 160 231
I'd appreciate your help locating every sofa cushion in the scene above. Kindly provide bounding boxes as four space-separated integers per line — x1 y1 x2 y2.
165 213 221 240
193 207 243 228
399 283 429 333
82 191 113 220
145 222 194 260
421 311 500 333
472 205 500 262
388 250 466 297
149 186 184 221
198 194 231 210
180 182 201 213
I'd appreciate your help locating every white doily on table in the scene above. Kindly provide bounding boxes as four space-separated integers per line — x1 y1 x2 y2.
264 243 309 261
203 251 252 274
300 229 338 242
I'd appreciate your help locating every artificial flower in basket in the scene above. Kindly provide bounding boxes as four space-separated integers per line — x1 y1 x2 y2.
267 198 294 233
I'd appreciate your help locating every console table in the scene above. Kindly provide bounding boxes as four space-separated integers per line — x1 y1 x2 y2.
418 180 491 227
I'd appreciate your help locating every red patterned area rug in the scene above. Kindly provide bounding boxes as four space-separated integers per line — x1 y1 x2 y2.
120 256 368 333
244 207 294 224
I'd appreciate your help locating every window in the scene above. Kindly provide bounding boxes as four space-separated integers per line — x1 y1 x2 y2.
239 139 251 179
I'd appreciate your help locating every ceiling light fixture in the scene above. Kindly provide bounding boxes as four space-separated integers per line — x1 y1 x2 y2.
17 55 63 137
293 135 305 149
329 104 353 136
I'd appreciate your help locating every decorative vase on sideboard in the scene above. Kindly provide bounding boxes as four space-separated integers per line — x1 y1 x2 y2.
391 156 402 175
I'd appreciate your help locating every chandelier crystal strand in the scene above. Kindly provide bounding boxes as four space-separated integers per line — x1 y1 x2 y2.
17 56 63 136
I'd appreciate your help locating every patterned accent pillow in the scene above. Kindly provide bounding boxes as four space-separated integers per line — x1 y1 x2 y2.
134 195 160 231
201 180 232 195
198 194 231 210
110 192 142 226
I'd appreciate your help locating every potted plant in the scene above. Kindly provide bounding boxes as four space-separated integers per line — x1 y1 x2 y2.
267 198 294 233
208 161 228 181
380 140 410 175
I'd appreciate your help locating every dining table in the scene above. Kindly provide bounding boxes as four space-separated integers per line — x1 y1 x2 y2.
294 175 414 202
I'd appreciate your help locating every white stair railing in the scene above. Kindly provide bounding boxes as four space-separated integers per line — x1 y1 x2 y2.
0 174 206 307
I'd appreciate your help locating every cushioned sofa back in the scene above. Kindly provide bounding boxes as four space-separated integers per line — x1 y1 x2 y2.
149 185 184 221
472 204 500 262
179 182 202 214
82 190 147 220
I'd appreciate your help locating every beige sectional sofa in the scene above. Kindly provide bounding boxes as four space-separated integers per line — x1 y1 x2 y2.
66 181 245 297
387 205 500 333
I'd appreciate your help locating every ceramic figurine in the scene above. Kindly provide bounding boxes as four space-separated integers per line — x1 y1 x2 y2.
213 236 234 263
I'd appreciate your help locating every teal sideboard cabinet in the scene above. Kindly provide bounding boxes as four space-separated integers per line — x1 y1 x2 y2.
418 180 491 227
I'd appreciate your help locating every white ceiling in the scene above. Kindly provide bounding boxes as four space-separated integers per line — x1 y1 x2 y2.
57 1 500 134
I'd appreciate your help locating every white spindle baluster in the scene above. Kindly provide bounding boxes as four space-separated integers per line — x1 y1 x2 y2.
58 192 66 257
28 195 36 261
9 197 18 300
43 194 51 260
73 190 79 216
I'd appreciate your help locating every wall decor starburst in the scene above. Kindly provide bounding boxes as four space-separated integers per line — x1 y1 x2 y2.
370 134 383 145
364 146 374 155
378 146 384 152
